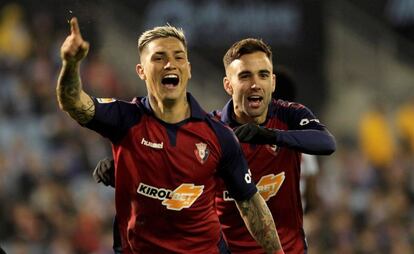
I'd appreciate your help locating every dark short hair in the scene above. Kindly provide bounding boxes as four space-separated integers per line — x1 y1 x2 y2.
138 25 187 55
223 38 272 70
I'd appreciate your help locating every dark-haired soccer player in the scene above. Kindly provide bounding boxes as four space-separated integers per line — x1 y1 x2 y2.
94 38 335 253
56 17 283 254
95 38 336 253
212 38 335 254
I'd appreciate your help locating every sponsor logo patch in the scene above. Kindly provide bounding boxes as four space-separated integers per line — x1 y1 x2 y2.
137 183 204 211
299 118 320 126
256 173 285 201
222 172 285 202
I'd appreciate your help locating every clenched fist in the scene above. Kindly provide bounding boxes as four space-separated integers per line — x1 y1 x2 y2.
60 17 89 65
93 158 115 187
235 123 278 144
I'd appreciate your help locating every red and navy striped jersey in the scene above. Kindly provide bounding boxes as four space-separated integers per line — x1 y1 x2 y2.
85 93 257 254
213 98 335 254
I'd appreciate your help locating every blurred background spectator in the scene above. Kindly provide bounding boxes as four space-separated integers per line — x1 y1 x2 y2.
0 0 413 253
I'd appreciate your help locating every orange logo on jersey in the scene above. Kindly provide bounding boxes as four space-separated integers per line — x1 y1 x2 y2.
256 173 285 201
162 184 204 211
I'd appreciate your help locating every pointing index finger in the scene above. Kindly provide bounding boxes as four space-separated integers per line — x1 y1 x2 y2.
70 17 81 36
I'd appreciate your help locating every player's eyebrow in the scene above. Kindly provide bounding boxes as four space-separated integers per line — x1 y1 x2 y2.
153 50 185 55
238 70 252 77
258 69 271 75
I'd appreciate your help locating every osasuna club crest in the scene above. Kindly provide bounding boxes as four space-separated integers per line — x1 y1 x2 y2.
194 142 209 164
266 144 279 156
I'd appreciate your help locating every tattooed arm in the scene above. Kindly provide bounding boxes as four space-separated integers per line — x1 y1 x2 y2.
236 192 284 254
56 17 94 124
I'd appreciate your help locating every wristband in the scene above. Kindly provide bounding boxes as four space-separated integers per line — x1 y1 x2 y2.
273 250 285 254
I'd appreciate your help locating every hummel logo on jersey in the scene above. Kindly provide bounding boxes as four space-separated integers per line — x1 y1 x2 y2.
222 172 285 201
194 142 209 164
141 138 163 149
137 183 204 211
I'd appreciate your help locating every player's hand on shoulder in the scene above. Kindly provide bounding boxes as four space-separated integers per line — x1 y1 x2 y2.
93 158 115 187
61 17 89 64
234 123 277 144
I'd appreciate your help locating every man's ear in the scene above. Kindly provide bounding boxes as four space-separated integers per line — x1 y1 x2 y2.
272 73 276 93
136 64 146 80
223 76 233 96
188 62 191 80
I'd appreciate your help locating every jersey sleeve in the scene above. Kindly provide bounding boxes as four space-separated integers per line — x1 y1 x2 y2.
285 103 325 130
83 97 142 144
212 121 257 201
272 102 336 155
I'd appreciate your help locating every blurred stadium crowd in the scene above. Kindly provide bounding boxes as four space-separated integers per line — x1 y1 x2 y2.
0 3 120 253
0 1 413 254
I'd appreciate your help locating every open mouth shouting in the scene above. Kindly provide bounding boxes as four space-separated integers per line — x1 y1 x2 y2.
161 74 179 89
247 95 263 108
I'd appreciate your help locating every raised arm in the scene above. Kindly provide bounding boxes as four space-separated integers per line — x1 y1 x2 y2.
56 17 94 124
235 192 284 254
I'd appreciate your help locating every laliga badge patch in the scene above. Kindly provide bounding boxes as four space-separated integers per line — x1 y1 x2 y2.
97 98 116 103
194 142 209 164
